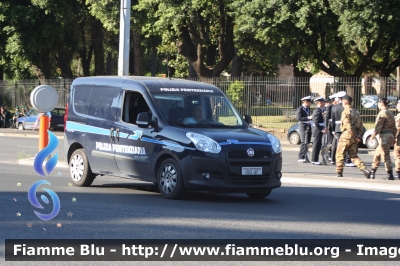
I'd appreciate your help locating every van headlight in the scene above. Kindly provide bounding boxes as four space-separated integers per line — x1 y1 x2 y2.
186 132 221 154
268 134 281 154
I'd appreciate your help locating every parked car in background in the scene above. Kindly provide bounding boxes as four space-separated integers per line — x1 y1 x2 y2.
362 128 395 149
361 95 397 109
17 107 65 131
287 123 315 145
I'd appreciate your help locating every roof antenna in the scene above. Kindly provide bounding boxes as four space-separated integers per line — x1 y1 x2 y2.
167 54 171 80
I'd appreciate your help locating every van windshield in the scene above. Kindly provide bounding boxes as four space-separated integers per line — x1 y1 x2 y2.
152 93 246 128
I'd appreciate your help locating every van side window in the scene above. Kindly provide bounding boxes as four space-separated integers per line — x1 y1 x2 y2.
73 85 91 115
89 86 121 121
122 91 150 124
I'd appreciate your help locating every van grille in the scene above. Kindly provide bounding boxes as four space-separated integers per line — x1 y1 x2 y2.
228 150 271 159
226 149 273 185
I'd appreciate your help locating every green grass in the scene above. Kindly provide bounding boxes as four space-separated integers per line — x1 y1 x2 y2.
17 149 31 159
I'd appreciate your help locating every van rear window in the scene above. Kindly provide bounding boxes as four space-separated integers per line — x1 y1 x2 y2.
73 85 91 115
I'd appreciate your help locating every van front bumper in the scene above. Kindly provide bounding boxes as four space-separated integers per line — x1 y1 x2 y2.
179 150 282 193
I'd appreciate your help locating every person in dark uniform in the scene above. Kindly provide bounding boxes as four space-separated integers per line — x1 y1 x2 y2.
296 95 312 162
311 97 325 165
330 91 352 166
324 94 337 148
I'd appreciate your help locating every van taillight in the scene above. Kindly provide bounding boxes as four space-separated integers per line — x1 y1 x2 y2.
64 103 68 131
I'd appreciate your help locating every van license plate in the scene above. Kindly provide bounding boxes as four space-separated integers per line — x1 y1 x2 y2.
242 167 262 175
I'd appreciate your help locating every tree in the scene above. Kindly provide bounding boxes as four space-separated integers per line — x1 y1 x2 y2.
0 0 82 81
232 0 400 107
137 0 235 78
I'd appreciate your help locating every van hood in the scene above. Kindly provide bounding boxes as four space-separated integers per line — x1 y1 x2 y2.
187 128 272 146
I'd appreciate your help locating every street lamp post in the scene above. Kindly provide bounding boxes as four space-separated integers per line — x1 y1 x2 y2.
118 0 131 76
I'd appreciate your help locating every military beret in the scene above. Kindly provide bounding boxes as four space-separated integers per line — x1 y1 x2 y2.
342 95 352 101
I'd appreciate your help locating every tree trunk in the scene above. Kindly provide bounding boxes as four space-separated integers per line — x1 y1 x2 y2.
57 50 73 78
231 48 243 77
92 19 105 76
32 49 51 83
188 64 197 78
105 52 114 75
131 30 142 76
79 45 92 77
0 65 3 80
150 44 157 76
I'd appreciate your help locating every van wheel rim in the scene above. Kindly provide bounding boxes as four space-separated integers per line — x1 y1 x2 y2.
70 154 84 182
160 164 177 194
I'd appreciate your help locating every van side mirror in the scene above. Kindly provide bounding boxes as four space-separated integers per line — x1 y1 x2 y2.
244 115 253 127
136 112 157 128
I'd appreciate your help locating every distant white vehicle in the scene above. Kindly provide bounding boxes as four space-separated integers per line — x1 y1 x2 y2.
362 128 379 149
361 95 397 109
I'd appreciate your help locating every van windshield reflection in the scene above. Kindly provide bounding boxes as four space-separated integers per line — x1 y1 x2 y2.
152 93 245 128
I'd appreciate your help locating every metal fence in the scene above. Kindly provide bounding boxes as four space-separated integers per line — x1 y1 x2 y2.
0 77 397 130
0 79 72 110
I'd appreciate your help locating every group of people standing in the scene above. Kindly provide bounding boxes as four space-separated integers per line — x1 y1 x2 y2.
296 91 400 180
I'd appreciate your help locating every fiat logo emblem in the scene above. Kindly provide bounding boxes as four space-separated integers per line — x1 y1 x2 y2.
247 148 254 157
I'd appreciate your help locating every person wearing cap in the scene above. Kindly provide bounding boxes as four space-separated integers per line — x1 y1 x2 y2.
330 91 353 166
9 106 21 129
324 93 337 152
296 95 312 162
369 98 396 180
0 105 9 128
394 100 400 179
335 95 371 178
311 97 325 164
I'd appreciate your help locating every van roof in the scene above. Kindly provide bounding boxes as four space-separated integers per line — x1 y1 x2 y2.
72 76 221 93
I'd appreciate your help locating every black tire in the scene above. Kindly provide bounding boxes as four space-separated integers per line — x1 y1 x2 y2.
289 132 300 145
246 190 272 199
69 148 95 187
157 158 186 199
366 136 378 149
18 123 24 130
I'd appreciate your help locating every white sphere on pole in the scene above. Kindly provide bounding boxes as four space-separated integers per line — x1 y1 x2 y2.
30 85 59 113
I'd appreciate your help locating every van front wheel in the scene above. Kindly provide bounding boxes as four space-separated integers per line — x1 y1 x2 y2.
69 148 95 187
157 158 186 199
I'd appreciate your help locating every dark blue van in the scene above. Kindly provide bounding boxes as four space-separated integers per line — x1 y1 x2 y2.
64 76 282 199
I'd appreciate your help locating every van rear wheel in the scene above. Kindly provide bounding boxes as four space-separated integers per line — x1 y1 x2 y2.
157 158 186 199
69 148 95 187
246 190 272 199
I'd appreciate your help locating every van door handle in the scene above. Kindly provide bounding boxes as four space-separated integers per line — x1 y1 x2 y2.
110 127 114 140
116 128 120 142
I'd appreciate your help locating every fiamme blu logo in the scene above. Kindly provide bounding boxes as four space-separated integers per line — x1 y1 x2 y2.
28 130 60 221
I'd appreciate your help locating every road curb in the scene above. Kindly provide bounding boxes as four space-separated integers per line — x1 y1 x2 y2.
18 157 68 168
282 175 400 193
0 132 64 139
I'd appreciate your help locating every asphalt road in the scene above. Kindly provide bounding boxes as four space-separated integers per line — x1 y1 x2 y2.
1 135 400 266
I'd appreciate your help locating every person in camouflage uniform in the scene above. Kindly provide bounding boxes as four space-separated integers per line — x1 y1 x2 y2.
335 95 371 178
394 100 400 179
370 99 396 180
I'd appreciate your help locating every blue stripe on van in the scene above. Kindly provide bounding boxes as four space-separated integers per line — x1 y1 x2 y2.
66 121 111 136
66 121 194 150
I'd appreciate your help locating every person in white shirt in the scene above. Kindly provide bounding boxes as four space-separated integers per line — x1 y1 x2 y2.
183 104 203 124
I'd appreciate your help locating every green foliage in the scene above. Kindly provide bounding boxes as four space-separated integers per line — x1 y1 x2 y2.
226 81 245 107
